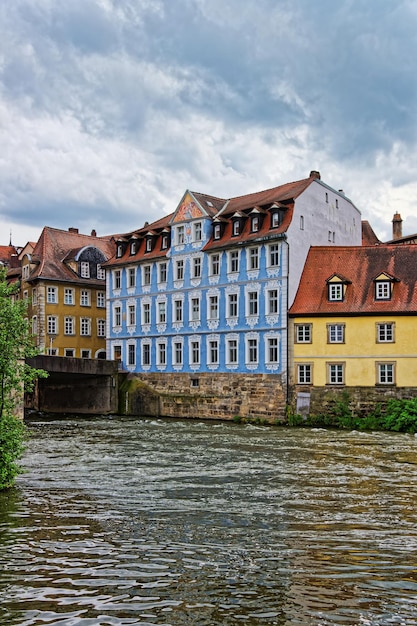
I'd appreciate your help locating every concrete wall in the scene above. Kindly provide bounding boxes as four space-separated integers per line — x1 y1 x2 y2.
119 372 287 422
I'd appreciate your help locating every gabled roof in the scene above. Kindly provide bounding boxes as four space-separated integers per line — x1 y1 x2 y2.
290 245 417 315
0 245 20 268
28 227 114 283
361 220 381 246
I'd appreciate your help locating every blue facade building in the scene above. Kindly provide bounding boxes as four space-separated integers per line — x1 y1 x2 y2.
105 171 362 386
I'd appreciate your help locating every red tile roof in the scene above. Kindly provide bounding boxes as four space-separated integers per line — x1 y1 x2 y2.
29 227 115 283
0 245 20 268
290 245 417 315
361 220 381 246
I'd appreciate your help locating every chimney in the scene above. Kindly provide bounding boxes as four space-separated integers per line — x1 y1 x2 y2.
309 170 321 180
68 227 79 234
91 229 97 237
392 213 402 240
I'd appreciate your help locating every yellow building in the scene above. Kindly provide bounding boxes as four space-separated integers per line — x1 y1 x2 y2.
289 245 417 413
21 226 115 358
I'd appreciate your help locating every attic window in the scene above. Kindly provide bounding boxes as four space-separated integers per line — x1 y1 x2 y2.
251 216 259 232
328 283 343 301
214 224 221 239
130 241 137 255
271 212 280 228
232 220 240 236
161 234 168 249
80 262 90 278
375 280 391 300
146 238 152 252
116 244 123 258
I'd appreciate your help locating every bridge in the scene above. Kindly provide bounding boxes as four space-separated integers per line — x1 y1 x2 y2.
26 356 119 416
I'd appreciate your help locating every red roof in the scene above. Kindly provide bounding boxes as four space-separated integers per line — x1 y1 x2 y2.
290 245 417 315
361 220 380 246
29 227 115 283
0 245 19 268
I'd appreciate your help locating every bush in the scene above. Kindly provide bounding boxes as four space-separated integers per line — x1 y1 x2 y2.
0 414 26 489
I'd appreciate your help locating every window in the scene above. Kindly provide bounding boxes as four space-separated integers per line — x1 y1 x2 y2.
157 343 166 366
251 216 259 232
114 306 121 327
141 344 149 366
161 234 169 249
65 349 75 357
268 289 278 315
174 299 183 322
328 324 345 343
114 270 121 290
193 257 201 278
146 238 152 252
191 297 200 321
47 316 57 335
295 324 312 343
191 341 200 365
142 302 150 325
229 251 239 273
48 348 58 356
23 290 28 301
80 261 90 278
116 244 123 258
97 264 105 280
232 220 240 236
176 260 184 281
209 340 219 365
210 254 220 276
174 342 183 365
328 363 344 385
328 283 343 301
248 338 258 364
248 292 258 316
32 316 37 335
227 339 238 364
47 286 58 304
375 281 391 300
269 244 280 267
209 295 218 319
130 241 137 255
97 291 105 308
128 267 136 288
22 264 30 279
177 225 185 245
97 319 106 337
298 364 312 384
249 247 259 270
64 288 74 305
335 198 339 209
268 337 279 363
80 290 90 306
325 192 329 203
143 265 151 286
194 222 202 241
378 363 395 385
377 323 394 343
300 215 304 230
128 304 136 326
81 349 91 358
113 346 122 362
32 288 37 305
80 317 91 336
228 293 238 318
191 378 199 388
214 224 221 239
271 212 279 228
64 317 75 335
158 301 166 323
159 262 167 283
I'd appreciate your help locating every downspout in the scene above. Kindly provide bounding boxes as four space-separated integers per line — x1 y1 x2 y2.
282 237 290 407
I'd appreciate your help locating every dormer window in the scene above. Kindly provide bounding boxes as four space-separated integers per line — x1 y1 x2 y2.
251 216 259 232
161 234 168 249
329 283 343 301
80 261 90 278
326 275 349 302
232 220 240 236
375 281 391 300
214 224 221 240
146 238 152 252
130 241 137 255
116 244 123 258
271 212 280 228
97 264 105 280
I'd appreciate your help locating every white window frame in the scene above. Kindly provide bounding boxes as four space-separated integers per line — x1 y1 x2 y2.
377 362 395 385
64 316 75 335
47 286 58 304
248 247 259 271
228 250 239 274
80 261 90 278
298 364 312 384
47 315 58 335
328 283 343 301
97 291 105 308
328 363 345 385
64 288 74 305
377 322 394 343
80 289 90 307
80 317 91 336
97 318 106 337
328 324 345 343
177 225 185 245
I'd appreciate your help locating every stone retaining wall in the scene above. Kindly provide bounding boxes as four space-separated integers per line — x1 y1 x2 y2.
119 372 287 422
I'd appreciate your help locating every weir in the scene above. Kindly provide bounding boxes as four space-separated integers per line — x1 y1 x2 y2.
26 356 119 415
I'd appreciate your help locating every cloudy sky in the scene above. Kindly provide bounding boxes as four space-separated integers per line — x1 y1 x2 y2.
1 0 416 245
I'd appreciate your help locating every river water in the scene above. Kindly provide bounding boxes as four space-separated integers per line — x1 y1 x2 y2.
1 417 417 626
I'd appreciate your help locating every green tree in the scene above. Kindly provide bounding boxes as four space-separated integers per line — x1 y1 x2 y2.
0 267 47 490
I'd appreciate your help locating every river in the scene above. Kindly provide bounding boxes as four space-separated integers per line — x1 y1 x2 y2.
1 416 417 625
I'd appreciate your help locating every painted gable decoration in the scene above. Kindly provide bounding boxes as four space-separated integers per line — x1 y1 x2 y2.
173 192 205 224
